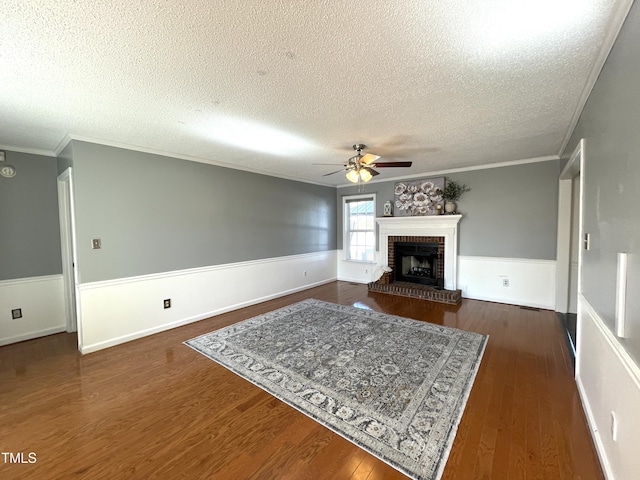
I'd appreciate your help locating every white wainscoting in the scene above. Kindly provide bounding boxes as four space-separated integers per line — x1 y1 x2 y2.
77 251 337 354
0 275 66 346
458 256 556 309
339 253 556 309
576 295 640 480
337 250 378 284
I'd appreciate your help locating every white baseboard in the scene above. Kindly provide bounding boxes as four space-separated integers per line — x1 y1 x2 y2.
337 277 370 285
2 326 68 346
77 251 338 354
575 374 613 480
576 295 640 480
0 275 67 346
458 256 556 309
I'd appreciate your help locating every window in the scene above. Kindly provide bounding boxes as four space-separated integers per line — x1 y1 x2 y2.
344 194 376 262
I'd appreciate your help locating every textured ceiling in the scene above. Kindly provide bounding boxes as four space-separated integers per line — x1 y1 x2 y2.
0 1 632 185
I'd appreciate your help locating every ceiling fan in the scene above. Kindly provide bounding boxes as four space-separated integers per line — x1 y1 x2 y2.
316 144 412 183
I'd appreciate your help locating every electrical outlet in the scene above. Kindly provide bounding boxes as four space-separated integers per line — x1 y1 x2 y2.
163 299 171 309
12 308 22 319
502 278 509 287
611 411 618 441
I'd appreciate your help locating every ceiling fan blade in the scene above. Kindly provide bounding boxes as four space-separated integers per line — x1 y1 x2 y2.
362 166 380 176
360 153 380 165
373 161 413 168
313 163 347 166
322 169 347 176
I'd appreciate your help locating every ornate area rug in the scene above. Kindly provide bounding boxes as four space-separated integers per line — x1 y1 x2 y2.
185 299 487 480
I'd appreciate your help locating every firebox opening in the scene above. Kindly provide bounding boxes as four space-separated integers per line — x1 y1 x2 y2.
394 241 443 287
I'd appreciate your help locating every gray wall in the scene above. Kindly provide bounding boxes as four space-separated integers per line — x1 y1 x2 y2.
337 160 559 260
565 1 640 364
70 141 337 283
0 151 62 280
57 142 73 174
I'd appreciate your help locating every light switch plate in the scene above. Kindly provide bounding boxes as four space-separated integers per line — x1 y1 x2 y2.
92 238 102 249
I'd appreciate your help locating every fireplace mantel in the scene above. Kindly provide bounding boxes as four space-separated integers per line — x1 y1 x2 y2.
376 215 462 290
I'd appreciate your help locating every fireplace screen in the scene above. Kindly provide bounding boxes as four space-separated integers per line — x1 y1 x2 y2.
394 241 443 287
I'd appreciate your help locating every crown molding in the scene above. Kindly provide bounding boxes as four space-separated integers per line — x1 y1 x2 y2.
2 133 560 189
558 0 634 158
336 155 560 188
53 134 73 156
61 134 336 187
0 143 57 157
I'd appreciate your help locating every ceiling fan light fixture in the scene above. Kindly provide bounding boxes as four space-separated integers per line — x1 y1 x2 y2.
346 169 360 183
359 169 372 182
324 142 412 183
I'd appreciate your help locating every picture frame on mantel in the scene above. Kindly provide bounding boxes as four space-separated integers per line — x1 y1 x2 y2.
393 177 445 216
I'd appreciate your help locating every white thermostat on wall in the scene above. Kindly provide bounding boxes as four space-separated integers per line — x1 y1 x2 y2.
1 165 17 178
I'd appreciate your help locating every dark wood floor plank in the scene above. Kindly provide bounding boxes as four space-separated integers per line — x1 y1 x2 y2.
0 281 603 479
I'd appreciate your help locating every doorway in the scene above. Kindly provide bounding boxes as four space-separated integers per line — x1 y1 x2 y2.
57 167 82 351
555 140 584 358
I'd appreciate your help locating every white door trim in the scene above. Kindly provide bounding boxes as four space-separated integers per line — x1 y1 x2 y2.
57 167 82 351
555 139 584 312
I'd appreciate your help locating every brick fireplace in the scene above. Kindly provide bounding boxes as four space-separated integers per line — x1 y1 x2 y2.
388 236 445 286
375 215 462 291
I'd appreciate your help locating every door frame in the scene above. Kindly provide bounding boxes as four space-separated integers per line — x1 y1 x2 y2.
555 139 584 313
57 167 82 351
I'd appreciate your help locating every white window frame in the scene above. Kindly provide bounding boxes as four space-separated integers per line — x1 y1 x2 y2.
343 193 377 262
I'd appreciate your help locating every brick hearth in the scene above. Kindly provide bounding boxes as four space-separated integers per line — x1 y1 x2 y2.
368 281 462 305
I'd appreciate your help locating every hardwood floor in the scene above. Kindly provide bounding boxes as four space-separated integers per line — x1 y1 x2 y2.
0 281 603 479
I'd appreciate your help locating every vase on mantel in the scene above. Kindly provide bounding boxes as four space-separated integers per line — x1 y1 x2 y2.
444 201 457 214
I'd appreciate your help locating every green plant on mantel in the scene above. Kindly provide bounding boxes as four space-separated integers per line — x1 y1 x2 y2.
436 180 470 202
